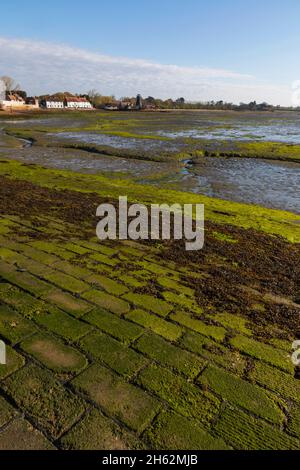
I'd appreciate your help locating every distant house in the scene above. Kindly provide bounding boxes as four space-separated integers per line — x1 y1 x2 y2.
0 91 26 109
25 97 39 109
41 99 64 109
64 97 93 109
0 92 40 110
118 101 133 111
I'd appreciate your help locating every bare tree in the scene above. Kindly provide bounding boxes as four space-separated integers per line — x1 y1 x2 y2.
0 76 21 92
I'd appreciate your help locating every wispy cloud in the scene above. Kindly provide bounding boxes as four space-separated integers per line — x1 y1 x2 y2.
0 37 291 104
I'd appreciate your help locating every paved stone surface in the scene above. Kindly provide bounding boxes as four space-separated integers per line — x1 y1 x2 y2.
0 211 299 450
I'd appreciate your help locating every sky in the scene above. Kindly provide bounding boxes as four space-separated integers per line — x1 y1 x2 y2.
0 0 299 105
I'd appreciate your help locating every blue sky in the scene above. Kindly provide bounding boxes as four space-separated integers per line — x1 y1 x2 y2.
0 0 299 104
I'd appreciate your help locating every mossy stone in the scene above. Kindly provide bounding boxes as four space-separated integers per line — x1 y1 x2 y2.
80 331 147 378
72 364 160 432
198 365 283 424
138 364 220 425
82 290 130 315
84 308 143 343
136 332 206 378
3 364 86 439
60 408 142 450
20 333 88 373
146 411 229 450
126 309 182 341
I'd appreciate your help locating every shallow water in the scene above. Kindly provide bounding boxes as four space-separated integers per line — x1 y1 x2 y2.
157 119 300 144
177 157 300 214
52 131 182 152
1 114 300 214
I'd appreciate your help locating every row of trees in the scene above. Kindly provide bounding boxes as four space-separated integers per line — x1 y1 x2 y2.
1 76 297 111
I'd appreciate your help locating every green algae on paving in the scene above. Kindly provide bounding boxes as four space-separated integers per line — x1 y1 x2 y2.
36 309 91 342
0 262 54 297
126 309 182 341
72 363 160 432
249 361 300 404
0 345 25 380
28 241 76 260
0 396 18 428
0 304 36 345
82 290 130 315
123 293 172 317
171 311 226 342
162 291 201 313
146 411 229 450
0 418 56 450
0 158 299 242
86 273 128 296
135 332 206 378
89 252 119 266
20 333 87 373
214 405 300 450
84 308 143 344
43 289 94 318
287 404 300 439
138 364 220 425
181 331 246 375
42 271 89 295
212 231 238 244
50 260 92 279
0 283 54 319
156 277 194 297
60 408 143 450
80 331 147 378
230 335 294 373
3 364 85 439
213 312 252 336
198 365 283 424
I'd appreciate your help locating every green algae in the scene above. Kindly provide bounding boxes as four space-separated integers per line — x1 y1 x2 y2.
60 408 143 450
0 396 18 428
249 361 300 404
198 365 283 424
171 310 226 342
123 292 172 317
146 411 229 450
36 309 91 342
137 364 220 425
72 363 160 432
125 309 182 341
0 345 25 380
20 332 88 373
84 307 143 344
230 335 294 373
82 290 130 315
135 332 206 378
180 331 246 375
3 364 86 439
80 331 147 378
0 158 299 242
214 405 299 450
0 304 36 345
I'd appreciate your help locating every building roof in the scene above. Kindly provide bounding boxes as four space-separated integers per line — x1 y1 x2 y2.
6 93 25 102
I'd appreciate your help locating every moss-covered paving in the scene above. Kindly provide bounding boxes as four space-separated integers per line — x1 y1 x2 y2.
0 161 299 450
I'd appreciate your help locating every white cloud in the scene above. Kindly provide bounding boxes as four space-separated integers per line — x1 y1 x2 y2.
0 37 291 105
